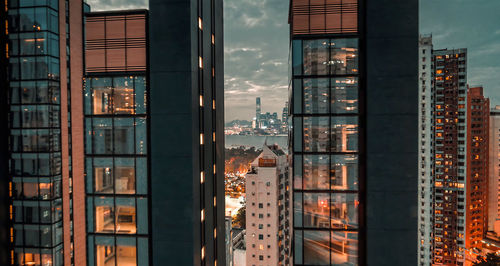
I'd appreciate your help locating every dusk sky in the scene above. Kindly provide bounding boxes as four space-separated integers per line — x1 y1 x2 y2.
88 0 500 121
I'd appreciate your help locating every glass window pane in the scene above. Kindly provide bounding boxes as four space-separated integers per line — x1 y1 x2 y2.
138 237 149 266
92 118 113 154
94 158 113 194
303 39 328 75
304 117 329 152
331 231 358 265
116 243 136 266
292 40 302 75
293 117 302 152
93 87 113 115
135 76 146 114
303 155 329 190
96 242 116 266
331 77 358 114
331 155 358 190
136 118 147 155
330 38 358 75
137 198 148 234
293 79 302 114
331 116 358 152
331 193 358 229
303 193 330 228
113 77 135 114
84 79 91 115
115 198 136 234
113 118 134 154
115 158 135 194
293 155 302 190
136 158 147 194
304 78 329 114
304 230 330 265
294 192 302 227
24 225 40 247
95 197 114 233
295 230 303 264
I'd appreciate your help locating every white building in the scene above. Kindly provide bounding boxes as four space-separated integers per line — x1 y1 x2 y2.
246 144 291 266
418 35 434 266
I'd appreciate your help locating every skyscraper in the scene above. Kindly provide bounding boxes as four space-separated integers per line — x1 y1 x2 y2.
289 0 418 265
256 97 262 128
418 35 434 266
149 0 225 265
488 106 500 235
2 1 87 265
465 86 489 250
1 0 225 264
245 144 290 265
83 10 150 265
431 47 468 265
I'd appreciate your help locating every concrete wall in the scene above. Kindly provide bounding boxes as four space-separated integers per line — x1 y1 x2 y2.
365 0 419 264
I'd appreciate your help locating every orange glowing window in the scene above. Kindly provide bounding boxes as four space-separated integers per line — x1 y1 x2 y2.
436 69 443 74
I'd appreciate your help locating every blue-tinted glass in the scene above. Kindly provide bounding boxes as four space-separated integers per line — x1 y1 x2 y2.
303 193 330 228
330 38 359 75
24 224 40 246
24 201 39 223
94 158 114 194
85 118 93 154
303 39 329 75
304 78 329 114
113 118 134 154
84 79 92 115
292 39 302 75
294 230 303 264
293 155 302 189
49 9 58 33
115 158 135 194
92 118 113 154
85 158 93 193
86 197 94 232
19 8 35 31
9 58 20 80
135 76 146 114
14 225 23 246
303 155 329 190
138 237 149 266
34 8 48 31
40 201 52 223
136 157 147 194
293 79 302 114
293 117 302 152
137 198 148 234
41 225 52 247
136 117 147 155
294 192 302 227
87 236 95 266
19 0 35 7
303 117 329 152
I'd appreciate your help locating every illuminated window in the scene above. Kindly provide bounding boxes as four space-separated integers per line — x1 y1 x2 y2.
201 209 205 222
198 17 203 30
200 133 204 145
200 95 203 106
199 57 203 68
200 171 205 183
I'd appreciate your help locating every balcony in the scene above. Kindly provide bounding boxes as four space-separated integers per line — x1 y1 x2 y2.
259 158 276 167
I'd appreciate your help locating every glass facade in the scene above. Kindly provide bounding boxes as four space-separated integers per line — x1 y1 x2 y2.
7 1 64 265
291 37 360 265
84 76 149 266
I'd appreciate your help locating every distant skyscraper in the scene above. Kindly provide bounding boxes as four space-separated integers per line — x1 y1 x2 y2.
489 106 500 234
289 0 418 265
465 86 489 250
282 101 289 123
246 144 291 265
256 97 262 126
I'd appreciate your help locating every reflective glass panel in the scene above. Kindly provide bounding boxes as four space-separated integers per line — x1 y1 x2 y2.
331 77 358 114
331 117 358 152
303 193 330 228
304 117 329 152
304 78 329 114
304 230 330 265
303 155 329 190
331 155 358 190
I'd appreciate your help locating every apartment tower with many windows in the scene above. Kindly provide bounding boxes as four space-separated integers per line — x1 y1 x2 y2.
489 106 500 235
289 0 418 264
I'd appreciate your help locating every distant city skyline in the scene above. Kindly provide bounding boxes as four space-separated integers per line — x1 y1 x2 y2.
86 0 500 122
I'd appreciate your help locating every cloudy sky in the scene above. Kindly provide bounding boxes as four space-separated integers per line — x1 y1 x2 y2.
89 0 500 121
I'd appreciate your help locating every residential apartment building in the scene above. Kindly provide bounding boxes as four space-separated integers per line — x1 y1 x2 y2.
246 144 290 266
431 47 468 265
465 86 489 250
489 106 500 235
418 35 434 266
288 0 418 264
